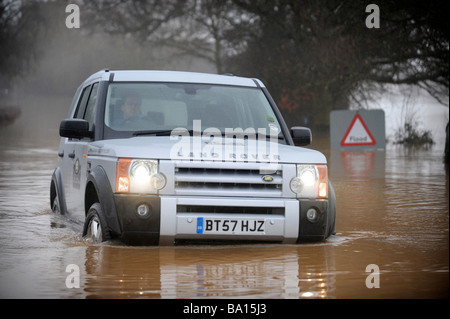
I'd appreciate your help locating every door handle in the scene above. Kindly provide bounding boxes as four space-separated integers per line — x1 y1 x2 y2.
68 151 75 159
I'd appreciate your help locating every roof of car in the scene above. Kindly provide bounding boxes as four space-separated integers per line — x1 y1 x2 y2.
83 69 265 88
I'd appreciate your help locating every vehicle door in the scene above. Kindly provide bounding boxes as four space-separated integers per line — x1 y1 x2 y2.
61 82 99 221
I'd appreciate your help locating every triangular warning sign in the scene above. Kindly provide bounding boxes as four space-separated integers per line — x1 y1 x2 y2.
340 113 376 146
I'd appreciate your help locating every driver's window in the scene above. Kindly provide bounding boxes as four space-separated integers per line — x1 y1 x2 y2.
74 85 91 119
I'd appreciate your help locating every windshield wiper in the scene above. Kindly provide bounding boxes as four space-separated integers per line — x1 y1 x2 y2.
133 129 172 136
133 129 286 141
250 133 286 141
133 129 199 136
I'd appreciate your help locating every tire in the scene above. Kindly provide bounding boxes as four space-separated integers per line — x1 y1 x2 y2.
83 203 111 244
52 194 60 214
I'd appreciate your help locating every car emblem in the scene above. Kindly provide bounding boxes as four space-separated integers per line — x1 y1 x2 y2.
262 175 274 182
74 158 80 175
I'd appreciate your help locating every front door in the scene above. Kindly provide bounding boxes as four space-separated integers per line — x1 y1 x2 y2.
61 82 99 222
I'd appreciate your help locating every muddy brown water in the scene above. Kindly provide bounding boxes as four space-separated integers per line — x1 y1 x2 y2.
0 138 448 299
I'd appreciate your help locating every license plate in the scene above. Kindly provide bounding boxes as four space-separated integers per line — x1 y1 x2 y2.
197 217 265 234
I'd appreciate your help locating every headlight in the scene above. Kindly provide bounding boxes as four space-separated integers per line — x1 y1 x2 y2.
130 160 156 186
290 164 327 198
116 158 166 193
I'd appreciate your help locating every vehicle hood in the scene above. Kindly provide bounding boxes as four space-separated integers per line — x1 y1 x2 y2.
87 136 327 164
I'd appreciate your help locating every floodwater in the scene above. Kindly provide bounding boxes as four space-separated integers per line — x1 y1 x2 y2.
0 137 448 299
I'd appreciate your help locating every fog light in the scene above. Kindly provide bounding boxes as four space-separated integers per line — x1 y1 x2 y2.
306 208 319 223
136 203 151 218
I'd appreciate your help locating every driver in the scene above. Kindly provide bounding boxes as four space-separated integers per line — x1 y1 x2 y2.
120 93 142 123
113 91 157 128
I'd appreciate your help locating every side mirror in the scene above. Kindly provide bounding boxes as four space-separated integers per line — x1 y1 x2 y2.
59 119 92 139
291 126 312 146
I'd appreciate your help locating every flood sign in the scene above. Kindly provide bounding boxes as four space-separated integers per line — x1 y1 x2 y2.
330 110 385 150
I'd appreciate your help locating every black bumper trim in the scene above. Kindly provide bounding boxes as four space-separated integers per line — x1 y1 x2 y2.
113 194 161 245
297 199 329 243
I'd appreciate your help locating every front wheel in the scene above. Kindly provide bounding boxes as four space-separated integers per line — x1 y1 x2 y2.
83 203 111 244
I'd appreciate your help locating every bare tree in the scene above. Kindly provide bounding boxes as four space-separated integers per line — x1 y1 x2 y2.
227 0 449 128
80 0 254 74
0 0 45 82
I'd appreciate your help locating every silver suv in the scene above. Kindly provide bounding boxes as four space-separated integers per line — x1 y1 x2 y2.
50 70 336 245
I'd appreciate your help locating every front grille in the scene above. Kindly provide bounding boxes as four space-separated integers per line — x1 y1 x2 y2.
177 205 284 215
174 162 283 197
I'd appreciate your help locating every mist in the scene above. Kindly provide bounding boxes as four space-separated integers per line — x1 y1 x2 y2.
0 1 215 147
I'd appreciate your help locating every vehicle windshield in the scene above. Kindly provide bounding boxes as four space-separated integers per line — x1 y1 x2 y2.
104 83 285 141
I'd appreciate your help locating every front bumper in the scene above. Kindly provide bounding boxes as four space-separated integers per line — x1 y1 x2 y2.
114 195 328 245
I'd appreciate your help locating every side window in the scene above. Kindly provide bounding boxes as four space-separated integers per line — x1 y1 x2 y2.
74 85 92 119
84 83 99 131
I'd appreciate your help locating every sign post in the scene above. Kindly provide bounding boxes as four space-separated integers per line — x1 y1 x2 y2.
330 110 385 151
